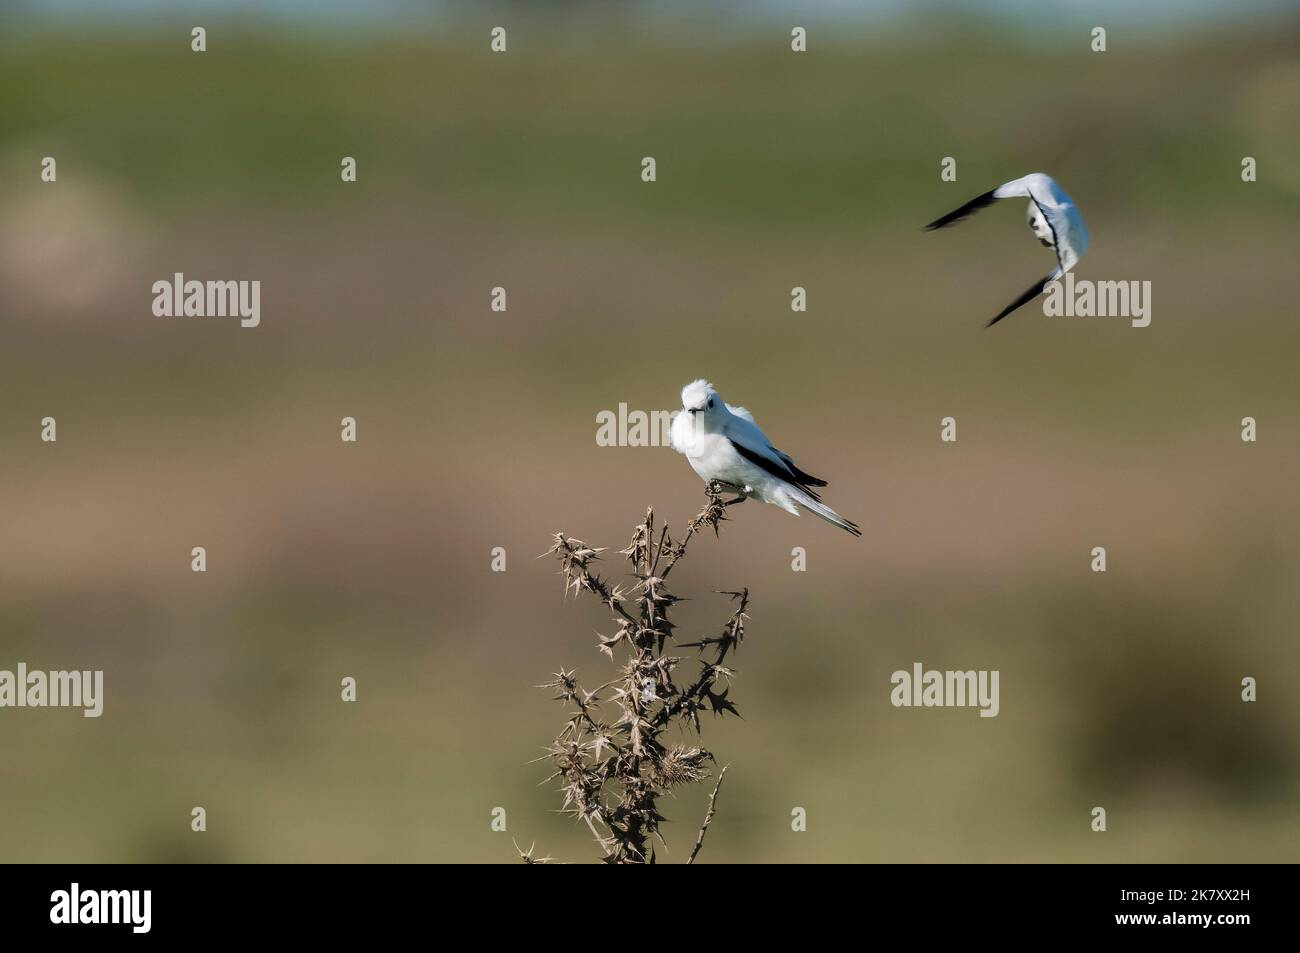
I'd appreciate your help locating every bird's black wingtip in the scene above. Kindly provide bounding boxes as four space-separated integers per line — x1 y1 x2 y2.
985 272 1053 327
924 189 999 233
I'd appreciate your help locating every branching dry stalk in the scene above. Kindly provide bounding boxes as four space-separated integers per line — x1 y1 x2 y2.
529 481 750 864
687 764 728 865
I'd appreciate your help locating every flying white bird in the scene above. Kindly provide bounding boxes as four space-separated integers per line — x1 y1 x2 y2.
926 172 1090 326
669 380 861 536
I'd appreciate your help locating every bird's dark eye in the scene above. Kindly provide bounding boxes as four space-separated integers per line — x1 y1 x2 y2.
707 398 714 408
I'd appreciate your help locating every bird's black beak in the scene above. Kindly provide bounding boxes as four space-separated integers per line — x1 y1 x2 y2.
688 407 701 414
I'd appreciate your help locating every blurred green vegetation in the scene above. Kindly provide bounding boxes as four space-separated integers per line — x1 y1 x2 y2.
2 18 1297 225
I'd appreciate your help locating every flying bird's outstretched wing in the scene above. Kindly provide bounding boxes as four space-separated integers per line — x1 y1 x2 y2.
925 174 1053 231
987 268 1063 327
924 189 998 231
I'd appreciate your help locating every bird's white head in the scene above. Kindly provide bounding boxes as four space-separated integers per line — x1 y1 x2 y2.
680 379 723 423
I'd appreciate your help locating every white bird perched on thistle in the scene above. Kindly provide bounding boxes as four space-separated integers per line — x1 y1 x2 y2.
926 172 1089 326
669 380 861 537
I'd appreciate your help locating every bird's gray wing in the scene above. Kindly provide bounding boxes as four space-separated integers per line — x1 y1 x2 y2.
1023 174 1088 271
774 449 827 487
725 415 827 498
1043 202 1086 272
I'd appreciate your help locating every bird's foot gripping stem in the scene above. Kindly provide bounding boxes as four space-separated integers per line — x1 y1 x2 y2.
705 479 748 506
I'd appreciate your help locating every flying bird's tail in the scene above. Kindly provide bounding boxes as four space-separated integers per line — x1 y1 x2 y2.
787 485 862 537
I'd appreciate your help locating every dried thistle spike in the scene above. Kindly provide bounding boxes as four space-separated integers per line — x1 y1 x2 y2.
653 745 714 788
619 508 654 574
524 484 751 863
514 839 553 864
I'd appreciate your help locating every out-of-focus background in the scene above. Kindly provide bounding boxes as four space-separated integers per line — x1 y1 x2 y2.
1 0 1297 863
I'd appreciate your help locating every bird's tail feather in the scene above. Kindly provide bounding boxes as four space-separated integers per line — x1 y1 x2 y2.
788 486 862 537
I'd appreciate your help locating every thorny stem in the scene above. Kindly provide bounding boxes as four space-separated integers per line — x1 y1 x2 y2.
657 481 729 581
687 765 728 865
534 483 746 863
652 587 746 730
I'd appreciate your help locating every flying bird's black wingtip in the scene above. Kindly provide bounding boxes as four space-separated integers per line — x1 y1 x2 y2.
986 272 1055 327
924 189 999 232
986 303 1021 328
844 520 863 537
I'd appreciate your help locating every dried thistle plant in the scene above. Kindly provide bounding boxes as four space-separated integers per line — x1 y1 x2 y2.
526 481 750 864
